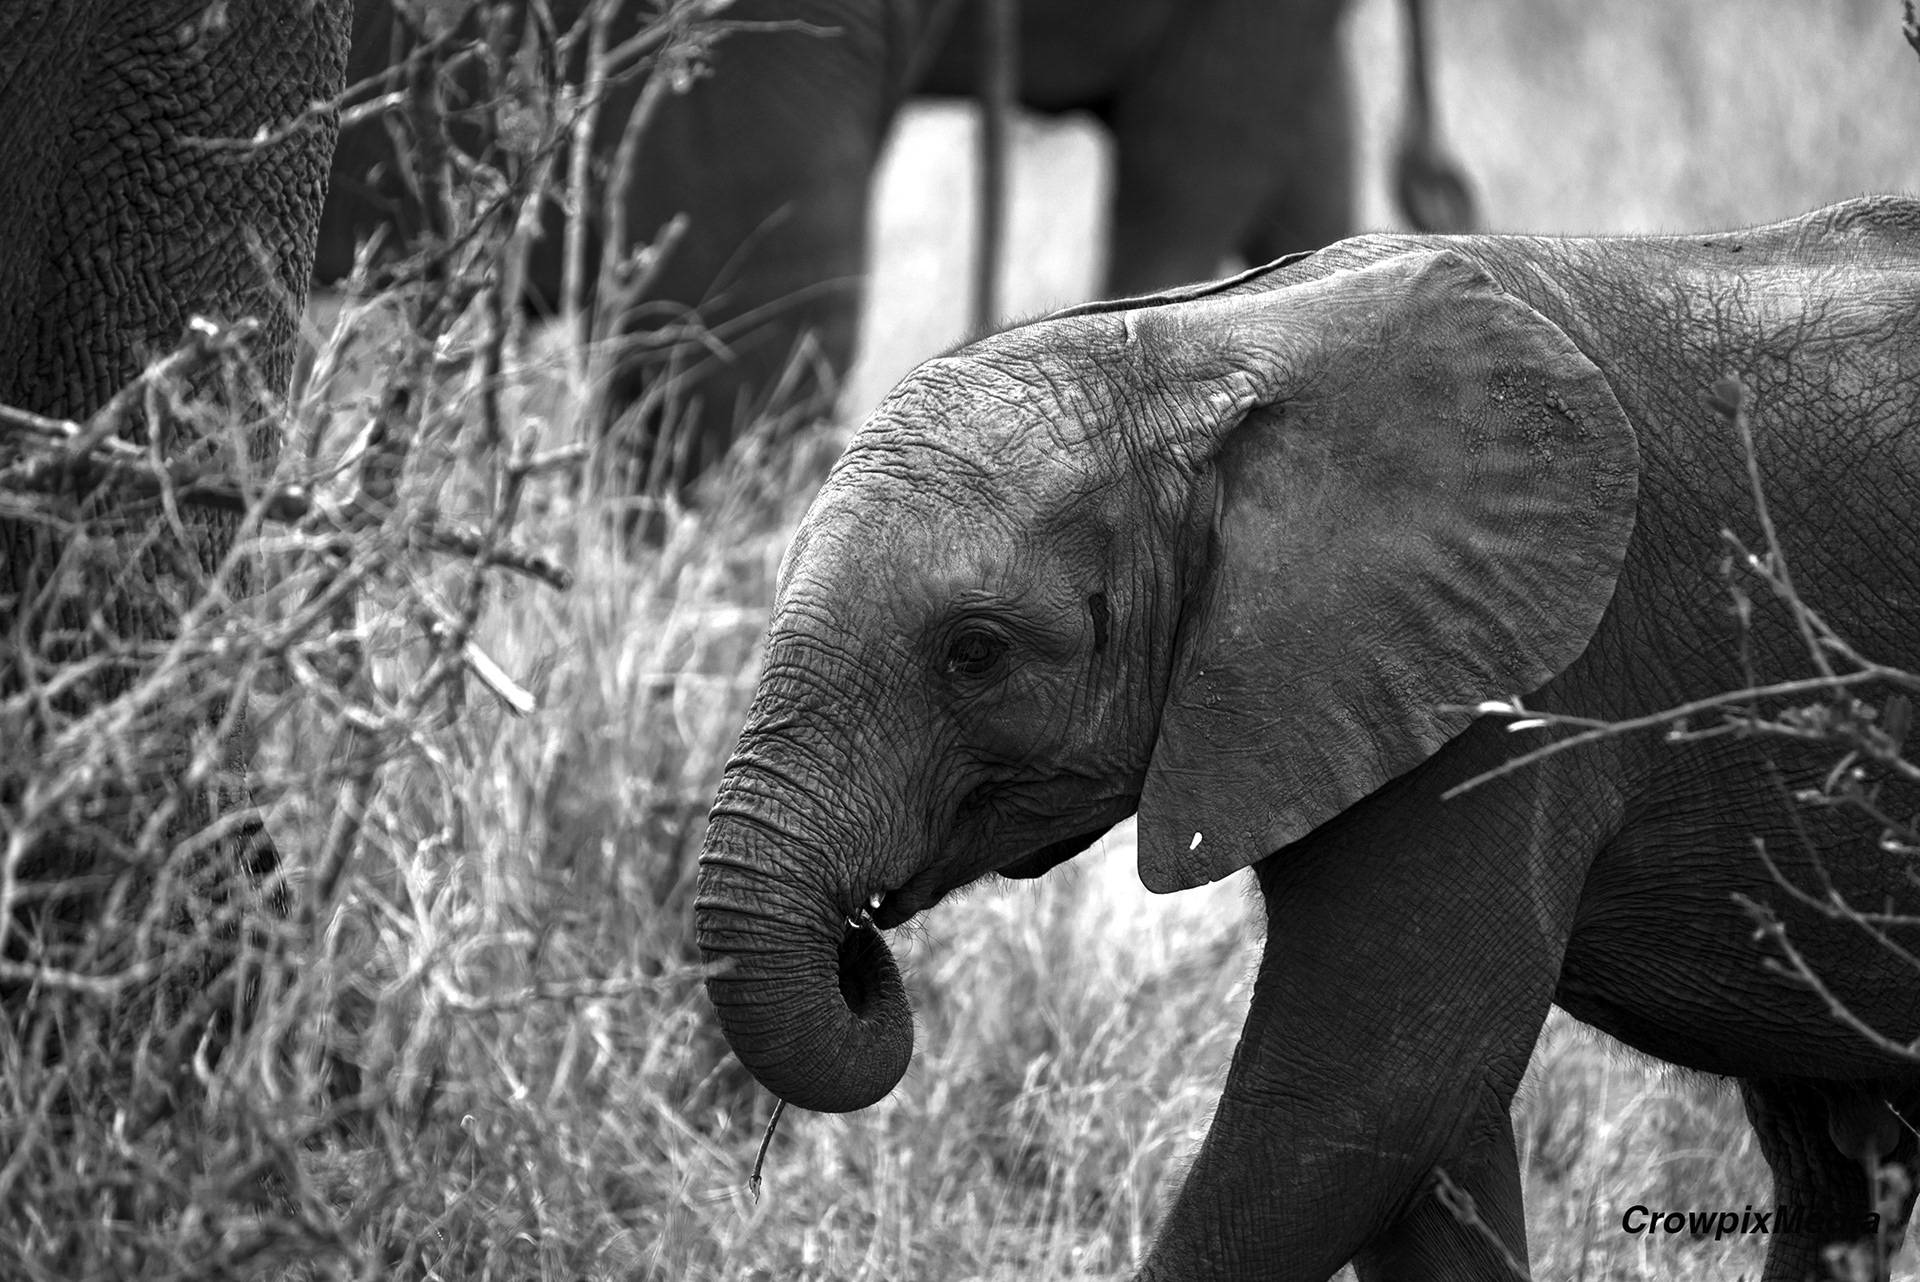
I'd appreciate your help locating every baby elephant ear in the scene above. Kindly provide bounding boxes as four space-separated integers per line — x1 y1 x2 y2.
1135 250 1639 893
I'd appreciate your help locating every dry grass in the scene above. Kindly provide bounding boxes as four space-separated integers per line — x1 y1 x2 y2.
4 1 1919 1279
1514 1016 1774 1282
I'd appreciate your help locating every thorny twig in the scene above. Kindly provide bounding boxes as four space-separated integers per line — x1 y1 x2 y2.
0 396 578 592
1441 670 1909 799
1740 886 1920 1064
1433 1166 1531 1280
749 1098 787 1202
2 317 262 463
1713 377 1837 684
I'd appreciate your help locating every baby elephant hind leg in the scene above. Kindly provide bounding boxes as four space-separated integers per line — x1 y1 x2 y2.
1741 1076 1920 1281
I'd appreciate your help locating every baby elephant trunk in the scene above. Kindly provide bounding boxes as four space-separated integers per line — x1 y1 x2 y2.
694 812 913 1114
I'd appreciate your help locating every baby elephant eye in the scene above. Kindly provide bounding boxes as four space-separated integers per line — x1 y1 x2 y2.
946 630 1007 678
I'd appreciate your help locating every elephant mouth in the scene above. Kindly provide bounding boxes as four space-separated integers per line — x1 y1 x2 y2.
867 858 976 929
866 823 1116 930
869 884 925 931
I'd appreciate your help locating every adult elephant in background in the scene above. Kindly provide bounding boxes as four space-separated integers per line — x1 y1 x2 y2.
0 1 346 430
0 0 350 1035
318 0 1475 492
694 196 1920 1280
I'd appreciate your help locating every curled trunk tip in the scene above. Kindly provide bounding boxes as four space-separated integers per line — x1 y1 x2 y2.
696 825 914 1114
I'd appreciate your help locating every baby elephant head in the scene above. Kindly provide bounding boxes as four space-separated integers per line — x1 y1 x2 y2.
694 250 1637 1114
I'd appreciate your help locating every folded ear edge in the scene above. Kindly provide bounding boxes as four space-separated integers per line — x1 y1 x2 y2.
1039 251 1317 326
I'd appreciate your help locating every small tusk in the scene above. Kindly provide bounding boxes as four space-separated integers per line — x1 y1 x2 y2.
1190 832 1203 850
868 892 882 911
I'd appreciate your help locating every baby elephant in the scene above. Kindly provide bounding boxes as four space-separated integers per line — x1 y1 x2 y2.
696 197 1920 1281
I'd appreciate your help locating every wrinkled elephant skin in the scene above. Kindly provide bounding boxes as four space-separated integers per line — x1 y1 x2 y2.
1 0 347 416
696 196 1920 1280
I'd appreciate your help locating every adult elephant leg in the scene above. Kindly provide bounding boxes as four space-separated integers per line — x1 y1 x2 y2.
1104 0 1353 295
0 2 345 411
0 0 350 1072
313 0 412 286
1351 1106 1530 1282
1741 1078 1920 1281
1238 37 1354 268
1137 723 1616 1281
617 0 909 491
